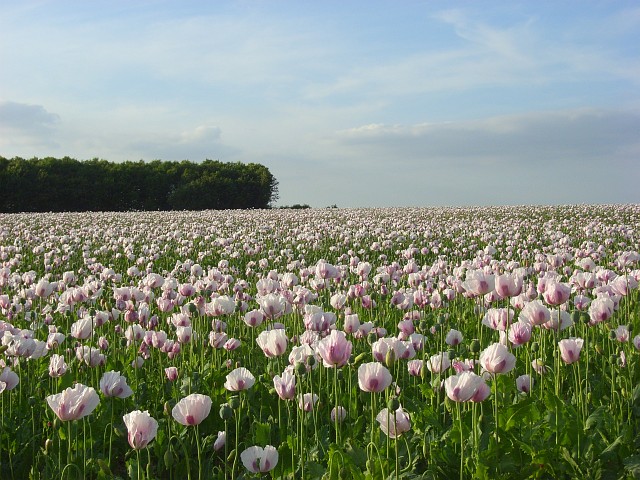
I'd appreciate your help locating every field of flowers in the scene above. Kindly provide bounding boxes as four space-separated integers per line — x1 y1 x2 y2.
1 205 640 479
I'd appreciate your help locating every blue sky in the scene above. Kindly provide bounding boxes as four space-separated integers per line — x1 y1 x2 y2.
1 0 638 207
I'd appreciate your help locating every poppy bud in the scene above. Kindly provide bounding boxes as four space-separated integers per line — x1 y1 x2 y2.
227 449 236 463
228 396 240 410
295 362 307 376
531 342 539 353
387 397 400 411
219 404 233 420
469 339 480 353
164 449 174 468
354 352 368 364
385 349 396 367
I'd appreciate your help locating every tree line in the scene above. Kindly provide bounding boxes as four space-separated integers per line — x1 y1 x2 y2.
0 156 279 212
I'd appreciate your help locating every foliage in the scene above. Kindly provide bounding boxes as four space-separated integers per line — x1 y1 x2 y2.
0 156 279 212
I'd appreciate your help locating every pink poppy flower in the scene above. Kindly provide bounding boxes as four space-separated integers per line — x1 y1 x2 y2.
357 362 392 393
444 371 485 402
256 329 288 358
123 410 158 450
542 281 571 306
172 393 212 426
479 343 516 374
46 383 100 421
224 367 255 391
516 374 534 394
316 330 352 368
376 405 411 438
240 445 279 473
48 354 67 378
558 337 584 365
273 371 296 400
99 371 133 398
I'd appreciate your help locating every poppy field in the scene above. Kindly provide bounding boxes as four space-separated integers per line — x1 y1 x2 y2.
1 205 640 479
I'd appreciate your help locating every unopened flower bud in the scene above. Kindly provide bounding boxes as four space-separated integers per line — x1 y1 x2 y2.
470 339 481 353
385 348 396 367
164 449 174 468
219 404 233 420
228 396 240 410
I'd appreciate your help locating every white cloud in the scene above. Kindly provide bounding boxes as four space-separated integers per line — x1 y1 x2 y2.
0 101 60 151
336 108 640 165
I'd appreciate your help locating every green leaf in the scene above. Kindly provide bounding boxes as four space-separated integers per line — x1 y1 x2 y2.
584 406 606 431
305 461 326 480
255 422 272 446
623 455 640 479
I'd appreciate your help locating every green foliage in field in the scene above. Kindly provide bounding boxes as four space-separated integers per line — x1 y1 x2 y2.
0 156 279 212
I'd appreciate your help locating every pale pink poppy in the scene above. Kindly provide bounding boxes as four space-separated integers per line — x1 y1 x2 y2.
558 337 584 364
519 300 550 326
298 393 319 412
461 270 495 297
224 367 255 391
357 362 392 393
376 405 411 438
123 410 158 450
316 330 352 368
213 431 226 451
240 445 279 473
172 393 212 426
426 352 451 374
508 321 532 347
273 371 296 400
48 354 67 378
542 281 571 306
470 381 491 402
99 371 133 398
256 329 288 358
407 359 424 377
479 343 516 374
495 273 523 298
516 374 533 394
243 309 264 327
331 406 347 423
445 329 463 346
46 383 100 421
444 371 484 402
588 296 614 324
0 367 19 390
165 366 178 381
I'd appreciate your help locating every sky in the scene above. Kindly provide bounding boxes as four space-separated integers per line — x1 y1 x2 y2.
1 0 639 208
